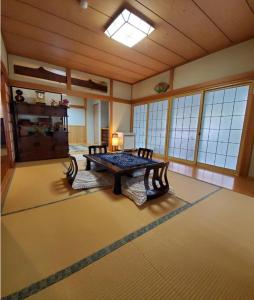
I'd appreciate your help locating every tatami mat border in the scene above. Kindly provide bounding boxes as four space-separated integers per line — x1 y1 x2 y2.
1 187 109 217
2 187 221 300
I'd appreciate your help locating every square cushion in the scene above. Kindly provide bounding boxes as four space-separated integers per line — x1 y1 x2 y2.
72 170 113 190
122 176 174 206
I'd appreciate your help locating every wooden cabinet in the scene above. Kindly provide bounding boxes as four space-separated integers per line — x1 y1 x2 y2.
13 102 69 162
101 128 109 145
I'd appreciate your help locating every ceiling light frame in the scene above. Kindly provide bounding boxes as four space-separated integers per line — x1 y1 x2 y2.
104 8 154 48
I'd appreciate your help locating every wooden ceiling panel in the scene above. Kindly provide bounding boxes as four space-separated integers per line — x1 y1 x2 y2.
1 0 254 84
136 0 232 51
2 17 154 78
194 0 254 43
17 0 187 65
2 0 168 72
134 38 185 66
4 32 142 83
90 0 206 60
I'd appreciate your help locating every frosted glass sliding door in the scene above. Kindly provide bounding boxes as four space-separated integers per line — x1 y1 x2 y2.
168 94 201 161
197 85 249 170
147 100 168 155
133 104 147 148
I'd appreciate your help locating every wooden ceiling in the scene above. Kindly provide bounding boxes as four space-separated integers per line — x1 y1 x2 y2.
2 0 254 83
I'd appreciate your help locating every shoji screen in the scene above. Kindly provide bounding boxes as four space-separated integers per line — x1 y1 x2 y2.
147 100 168 155
168 93 201 161
133 104 147 148
197 85 249 170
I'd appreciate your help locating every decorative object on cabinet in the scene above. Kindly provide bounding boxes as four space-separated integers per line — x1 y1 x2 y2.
12 102 69 162
15 89 25 103
59 98 69 107
154 82 169 93
35 90 45 104
51 99 57 106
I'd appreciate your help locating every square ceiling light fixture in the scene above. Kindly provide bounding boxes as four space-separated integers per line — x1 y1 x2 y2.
105 9 154 47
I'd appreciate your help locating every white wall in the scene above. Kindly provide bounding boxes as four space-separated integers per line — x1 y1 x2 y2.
65 95 86 126
112 102 131 133
101 101 109 128
68 108 85 126
113 81 132 100
86 99 101 145
65 95 84 106
132 70 170 99
1 33 8 72
173 38 254 89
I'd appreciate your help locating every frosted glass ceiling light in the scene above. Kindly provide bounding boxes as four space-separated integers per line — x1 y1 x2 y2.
105 9 154 47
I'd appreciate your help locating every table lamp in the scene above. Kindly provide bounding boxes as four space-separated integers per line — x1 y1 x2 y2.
112 133 119 151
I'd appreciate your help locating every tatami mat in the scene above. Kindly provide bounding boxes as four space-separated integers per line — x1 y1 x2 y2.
29 189 254 300
30 243 182 300
1 190 185 297
2 159 87 214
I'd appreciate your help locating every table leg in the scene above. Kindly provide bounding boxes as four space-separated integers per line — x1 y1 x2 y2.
86 158 91 170
113 174 122 194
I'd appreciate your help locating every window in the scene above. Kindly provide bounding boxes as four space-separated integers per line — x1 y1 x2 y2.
147 100 168 155
198 85 249 170
168 93 201 161
133 104 147 148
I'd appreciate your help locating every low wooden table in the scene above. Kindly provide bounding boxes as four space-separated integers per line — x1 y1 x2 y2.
83 152 159 194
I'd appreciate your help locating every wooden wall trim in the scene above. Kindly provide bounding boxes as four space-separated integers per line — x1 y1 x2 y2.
1 61 9 83
10 79 66 94
9 79 131 103
132 92 170 105
69 104 86 108
109 79 113 150
169 68 174 91
238 83 254 176
132 70 254 104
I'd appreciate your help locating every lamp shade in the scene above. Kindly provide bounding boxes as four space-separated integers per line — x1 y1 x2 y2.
112 133 118 146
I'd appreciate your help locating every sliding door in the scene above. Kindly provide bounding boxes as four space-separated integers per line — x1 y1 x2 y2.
133 104 147 148
168 93 202 162
147 100 168 155
197 85 249 170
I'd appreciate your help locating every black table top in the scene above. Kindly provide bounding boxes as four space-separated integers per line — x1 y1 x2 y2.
84 152 160 174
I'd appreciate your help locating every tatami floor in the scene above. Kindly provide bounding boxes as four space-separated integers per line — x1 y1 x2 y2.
1 158 254 299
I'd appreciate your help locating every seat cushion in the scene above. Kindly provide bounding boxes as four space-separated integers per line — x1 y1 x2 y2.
129 168 146 178
72 170 113 190
122 176 174 206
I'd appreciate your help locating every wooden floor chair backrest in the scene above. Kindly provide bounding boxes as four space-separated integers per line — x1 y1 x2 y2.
89 145 107 154
144 162 169 200
66 156 78 184
138 148 153 159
